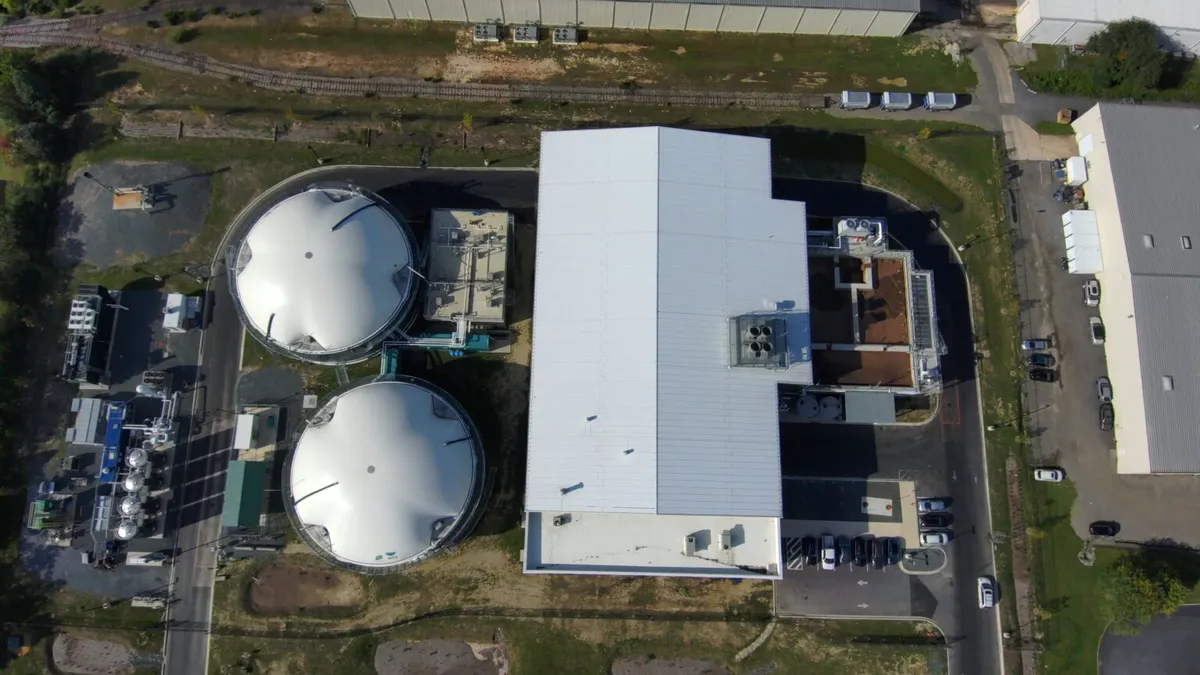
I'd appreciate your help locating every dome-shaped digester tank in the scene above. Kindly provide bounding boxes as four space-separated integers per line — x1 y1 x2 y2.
122 472 145 493
118 495 142 516
125 448 148 469
115 519 138 541
231 185 418 363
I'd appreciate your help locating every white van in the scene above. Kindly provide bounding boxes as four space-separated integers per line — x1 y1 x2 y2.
839 91 872 110
880 92 912 111
923 92 957 111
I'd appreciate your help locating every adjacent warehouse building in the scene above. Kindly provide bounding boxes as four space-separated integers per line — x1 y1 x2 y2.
229 184 420 365
285 376 487 572
347 0 919 37
1070 103 1200 473
1017 0 1200 54
523 127 813 579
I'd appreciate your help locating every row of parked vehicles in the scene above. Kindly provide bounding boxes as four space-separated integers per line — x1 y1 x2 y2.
838 91 959 112
795 534 902 570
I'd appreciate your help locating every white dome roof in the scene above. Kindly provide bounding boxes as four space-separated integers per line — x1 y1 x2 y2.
234 188 413 354
288 380 478 568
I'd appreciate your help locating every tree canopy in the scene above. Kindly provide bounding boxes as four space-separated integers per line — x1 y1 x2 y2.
1102 552 1191 634
1086 18 1168 91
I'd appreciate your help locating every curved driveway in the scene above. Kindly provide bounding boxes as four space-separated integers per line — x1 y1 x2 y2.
773 178 1000 675
1099 605 1200 675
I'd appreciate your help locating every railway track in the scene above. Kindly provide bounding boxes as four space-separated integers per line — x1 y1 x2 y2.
0 29 829 112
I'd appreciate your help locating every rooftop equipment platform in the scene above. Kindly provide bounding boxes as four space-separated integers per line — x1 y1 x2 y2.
424 209 511 325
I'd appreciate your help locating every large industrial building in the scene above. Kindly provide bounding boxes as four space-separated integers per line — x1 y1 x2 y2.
1017 0 1200 54
229 184 420 364
522 127 814 579
348 0 918 37
1068 103 1200 473
284 376 487 572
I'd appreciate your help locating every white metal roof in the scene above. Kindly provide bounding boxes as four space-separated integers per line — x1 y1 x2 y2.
1063 210 1103 274
527 127 811 520
234 188 413 354
1035 0 1200 28
288 380 478 568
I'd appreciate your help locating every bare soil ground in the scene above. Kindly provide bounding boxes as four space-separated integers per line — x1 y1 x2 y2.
51 634 132 675
813 349 914 388
375 640 509 675
247 558 365 615
612 657 730 675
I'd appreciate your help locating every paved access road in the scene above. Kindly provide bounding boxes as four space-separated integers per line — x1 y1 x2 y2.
773 178 1001 675
161 165 537 675
1098 604 1200 675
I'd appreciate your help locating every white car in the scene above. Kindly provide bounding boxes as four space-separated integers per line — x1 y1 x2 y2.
919 532 949 546
978 577 995 609
1083 279 1101 307
917 499 946 513
820 535 836 571
1034 468 1064 482
1089 317 1106 345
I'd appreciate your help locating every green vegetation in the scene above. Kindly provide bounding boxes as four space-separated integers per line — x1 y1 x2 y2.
1087 19 1167 91
1103 550 1190 634
1035 121 1075 136
106 9 976 93
1022 34 1200 102
208 616 943 675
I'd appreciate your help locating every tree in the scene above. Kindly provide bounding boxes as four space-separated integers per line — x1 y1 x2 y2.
1086 18 1168 91
1102 553 1190 634
461 112 473 148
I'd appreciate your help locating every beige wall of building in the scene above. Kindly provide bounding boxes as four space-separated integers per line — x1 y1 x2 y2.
1073 106 1152 474
348 0 916 36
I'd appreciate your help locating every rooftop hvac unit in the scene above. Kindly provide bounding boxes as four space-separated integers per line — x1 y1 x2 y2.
683 534 697 557
513 24 538 44
552 514 571 526
473 23 500 43
552 27 579 45
720 530 732 550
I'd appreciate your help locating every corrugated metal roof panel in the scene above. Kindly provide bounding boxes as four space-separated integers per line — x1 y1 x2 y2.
1131 276 1200 473
639 0 920 11
1038 0 1200 29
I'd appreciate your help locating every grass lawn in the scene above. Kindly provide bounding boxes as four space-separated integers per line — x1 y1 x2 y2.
106 7 976 93
208 615 943 675
241 331 382 399
1035 121 1075 135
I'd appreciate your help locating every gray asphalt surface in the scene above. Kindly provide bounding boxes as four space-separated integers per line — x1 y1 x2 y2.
59 163 212 268
774 178 1000 675
1099 605 1200 675
162 165 537 675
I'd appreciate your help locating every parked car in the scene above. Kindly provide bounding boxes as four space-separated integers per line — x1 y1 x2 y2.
886 538 900 565
802 536 818 566
977 577 995 609
921 513 952 528
1097 376 1113 402
1083 279 1101 307
1021 339 1050 351
852 537 868 567
1100 403 1115 431
1089 317 1106 345
871 537 887 569
821 535 836 571
919 531 950 546
1029 368 1057 383
1089 521 1120 537
917 499 946 513
1027 353 1055 368
1034 468 1065 482
836 535 851 566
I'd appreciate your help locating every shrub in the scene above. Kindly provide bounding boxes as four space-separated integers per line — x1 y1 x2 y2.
187 7 205 21
247 8 259 16
163 9 185 24
1086 18 1167 90
167 27 196 43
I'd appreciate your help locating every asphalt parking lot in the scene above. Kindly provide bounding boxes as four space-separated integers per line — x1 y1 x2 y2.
776 538 924 618
1098 605 1200 675
1011 161 1200 545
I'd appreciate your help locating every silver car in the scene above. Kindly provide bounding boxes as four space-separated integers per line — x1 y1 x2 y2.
1083 279 1101 307
1097 376 1113 402
1089 317 1105 345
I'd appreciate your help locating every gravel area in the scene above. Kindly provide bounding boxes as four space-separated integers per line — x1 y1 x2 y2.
51 634 133 675
375 640 508 675
612 657 730 675
59 161 212 268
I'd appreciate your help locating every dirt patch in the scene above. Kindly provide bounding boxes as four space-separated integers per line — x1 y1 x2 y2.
772 53 783 62
613 657 730 675
375 640 509 675
673 46 687 55
52 634 132 675
248 558 365 615
794 72 829 88
878 76 908 87
444 52 564 83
